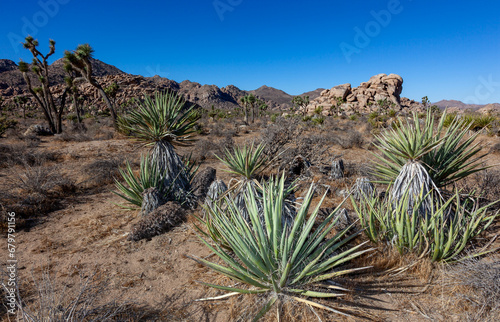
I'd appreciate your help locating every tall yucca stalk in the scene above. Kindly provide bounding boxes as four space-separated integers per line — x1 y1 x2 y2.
117 91 199 202
191 175 372 320
373 109 486 213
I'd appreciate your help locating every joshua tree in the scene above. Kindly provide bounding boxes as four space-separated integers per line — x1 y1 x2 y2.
62 61 85 123
117 91 200 206
13 96 29 119
240 94 257 124
64 44 117 123
291 95 310 116
19 37 69 133
104 82 119 106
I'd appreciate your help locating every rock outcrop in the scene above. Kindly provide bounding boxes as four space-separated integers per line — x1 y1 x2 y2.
304 73 416 115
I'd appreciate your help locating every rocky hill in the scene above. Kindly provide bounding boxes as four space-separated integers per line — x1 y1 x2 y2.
0 58 124 97
4 57 494 116
432 100 484 111
0 58 325 111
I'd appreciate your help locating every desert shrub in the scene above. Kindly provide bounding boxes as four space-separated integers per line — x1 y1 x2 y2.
55 131 91 142
302 115 312 122
311 116 325 125
445 258 500 321
459 168 500 202
0 116 17 137
2 146 61 167
1 163 75 229
313 106 323 115
191 139 220 162
351 187 499 262
335 130 364 149
444 113 497 131
81 157 123 188
192 176 372 320
260 116 301 158
6 267 131 321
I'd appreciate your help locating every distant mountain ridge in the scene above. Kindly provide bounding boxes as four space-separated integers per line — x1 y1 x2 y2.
1 57 498 113
0 57 323 110
432 100 484 111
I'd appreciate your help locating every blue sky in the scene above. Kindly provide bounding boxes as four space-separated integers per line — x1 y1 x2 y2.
1 0 499 104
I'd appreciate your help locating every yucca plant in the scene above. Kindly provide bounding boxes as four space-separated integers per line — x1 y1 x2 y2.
351 186 499 262
214 142 295 225
216 142 269 181
373 109 487 213
117 91 200 203
113 154 165 208
191 175 373 320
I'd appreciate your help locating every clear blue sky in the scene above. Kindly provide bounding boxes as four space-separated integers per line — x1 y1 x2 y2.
1 0 499 104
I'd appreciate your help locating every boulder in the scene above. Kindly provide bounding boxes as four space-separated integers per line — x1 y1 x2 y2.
328 83 351 101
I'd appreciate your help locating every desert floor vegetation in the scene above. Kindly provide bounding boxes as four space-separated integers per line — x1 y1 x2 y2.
1 103 499 321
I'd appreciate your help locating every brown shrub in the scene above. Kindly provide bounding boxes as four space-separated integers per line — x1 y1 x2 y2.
80 157 123 188
128 201 186 241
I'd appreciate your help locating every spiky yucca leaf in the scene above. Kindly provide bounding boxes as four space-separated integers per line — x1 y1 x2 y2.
113 154 165 208
373 109 486 188
216 142 269 180
117 91 199 147
192 175 372 320
351 186 499 262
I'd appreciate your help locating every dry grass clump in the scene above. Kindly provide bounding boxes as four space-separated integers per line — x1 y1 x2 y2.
80 157 123 188
2 267 137 321
442 257 500 321
459 168 500 202
333 130 364 149
0 143 60 167
0 162 75 230
260 116 301 158
191 134 236 164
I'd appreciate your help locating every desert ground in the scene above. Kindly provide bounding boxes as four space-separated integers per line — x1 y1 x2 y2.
1 109 499 321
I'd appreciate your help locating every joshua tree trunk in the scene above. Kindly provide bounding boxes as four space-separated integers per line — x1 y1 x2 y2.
93 80 117 121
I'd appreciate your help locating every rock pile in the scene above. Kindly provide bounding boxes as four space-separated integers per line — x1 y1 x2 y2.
304 73 419 115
